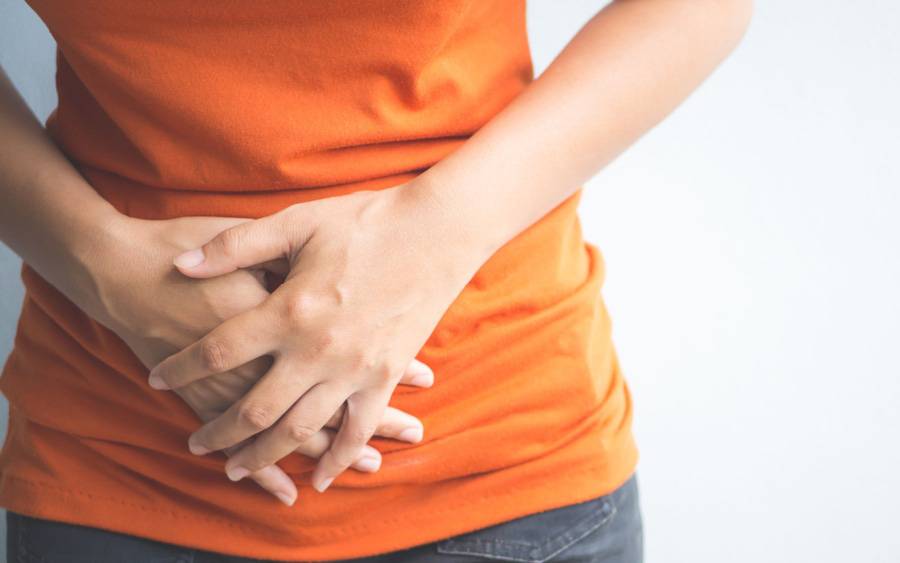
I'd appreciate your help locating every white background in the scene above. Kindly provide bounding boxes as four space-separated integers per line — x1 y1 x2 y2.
1 1 898 562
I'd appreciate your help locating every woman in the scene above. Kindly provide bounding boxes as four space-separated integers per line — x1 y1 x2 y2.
0 1 751 561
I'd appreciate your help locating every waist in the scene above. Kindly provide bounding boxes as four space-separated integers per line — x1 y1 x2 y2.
1 181 607 460
79 157 455 221
0 183 635 557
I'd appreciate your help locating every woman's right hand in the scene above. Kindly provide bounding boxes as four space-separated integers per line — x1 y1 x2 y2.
84 214 431 506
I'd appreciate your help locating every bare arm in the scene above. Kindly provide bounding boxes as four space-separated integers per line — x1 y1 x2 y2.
0 65 126 327
0 64 430 506
418 0 754 259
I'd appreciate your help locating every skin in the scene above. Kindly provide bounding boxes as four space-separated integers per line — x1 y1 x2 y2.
0 71 432 506
150 0 754 497
1 0 752 507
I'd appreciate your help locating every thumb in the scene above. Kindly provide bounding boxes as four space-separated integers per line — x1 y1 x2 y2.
173 213 303 278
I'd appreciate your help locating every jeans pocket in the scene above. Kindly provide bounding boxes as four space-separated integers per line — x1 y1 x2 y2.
434 492 618 563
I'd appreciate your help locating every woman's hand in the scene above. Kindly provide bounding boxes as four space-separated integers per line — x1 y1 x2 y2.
147 181 486 492
92 214 433 505
0 66 432 506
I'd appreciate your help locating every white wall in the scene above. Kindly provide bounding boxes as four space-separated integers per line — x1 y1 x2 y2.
1 1 898 562
530 2 900 562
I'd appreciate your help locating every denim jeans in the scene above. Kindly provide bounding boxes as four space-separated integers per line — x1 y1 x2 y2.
5 474 642 563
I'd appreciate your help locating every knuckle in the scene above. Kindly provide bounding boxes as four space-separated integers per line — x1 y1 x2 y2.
198 338 230 372
369 361 395 386
283 293 315 326
237 402 276 431
347 424 377 446
330 280 350 306
329 446 359 468
216 227 245 259
286 421 318 443
345 348 372 373
291 433 324 457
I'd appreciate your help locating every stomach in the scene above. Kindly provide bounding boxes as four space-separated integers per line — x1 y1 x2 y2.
4 161 613 487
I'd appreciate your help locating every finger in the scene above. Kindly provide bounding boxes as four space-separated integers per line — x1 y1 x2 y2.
319 354 430 432
148 304 279 390
310 359 430 431
247 463 299 507
222 382 351 478
222 443 298 506
398 358 434 388
172 212 313 278
222 429 381 503
290 427 383 473
323 405 423 443
312 390 390 493
187 360 318 453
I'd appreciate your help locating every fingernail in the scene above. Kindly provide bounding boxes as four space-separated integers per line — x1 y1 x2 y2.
409 373 433 387
226 466 250 482
356 456 381 472
275 491 296 507
314 476 334 493
188 441 210 455
398 427 423 443
147 373 169 390
409 362 433 375
174 248 205 269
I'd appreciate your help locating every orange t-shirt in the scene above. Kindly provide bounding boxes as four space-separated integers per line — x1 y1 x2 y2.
0 1 638 560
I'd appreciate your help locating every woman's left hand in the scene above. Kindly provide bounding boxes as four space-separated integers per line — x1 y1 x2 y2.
146 180 487 492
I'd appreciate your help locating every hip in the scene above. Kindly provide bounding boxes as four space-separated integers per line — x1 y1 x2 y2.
5 473 643 563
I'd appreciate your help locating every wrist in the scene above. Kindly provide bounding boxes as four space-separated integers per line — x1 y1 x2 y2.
394 173 508 279
66 208 136 272
63 211 144 332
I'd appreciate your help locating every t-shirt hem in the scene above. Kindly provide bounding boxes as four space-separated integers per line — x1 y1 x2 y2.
0 446 638 561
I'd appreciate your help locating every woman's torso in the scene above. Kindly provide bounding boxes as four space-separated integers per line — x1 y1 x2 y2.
0 1 638 559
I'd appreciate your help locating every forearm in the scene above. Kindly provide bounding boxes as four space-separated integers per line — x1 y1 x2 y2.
416 0 753 262
0 66 128 321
